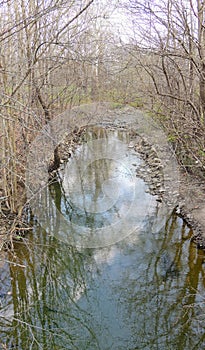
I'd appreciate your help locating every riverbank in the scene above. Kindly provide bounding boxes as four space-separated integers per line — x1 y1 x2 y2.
49 109 205 249
0 103 205 250
177 173 205 248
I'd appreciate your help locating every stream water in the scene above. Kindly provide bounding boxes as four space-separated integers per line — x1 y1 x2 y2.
0 128 205 350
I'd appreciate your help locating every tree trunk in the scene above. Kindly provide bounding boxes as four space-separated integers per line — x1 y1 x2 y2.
197 0 205 122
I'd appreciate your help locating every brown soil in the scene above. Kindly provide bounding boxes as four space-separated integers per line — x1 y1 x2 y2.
178 171 205 248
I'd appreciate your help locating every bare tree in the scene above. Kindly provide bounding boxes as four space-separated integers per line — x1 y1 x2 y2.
0 0 96 222
121 0 205 174
0 0 131 237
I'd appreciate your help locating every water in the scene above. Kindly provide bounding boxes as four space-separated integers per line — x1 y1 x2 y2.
0 128 205 350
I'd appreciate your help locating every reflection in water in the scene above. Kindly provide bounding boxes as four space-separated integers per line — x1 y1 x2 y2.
1 216 205 349
44 127 157 247
0 128 205 349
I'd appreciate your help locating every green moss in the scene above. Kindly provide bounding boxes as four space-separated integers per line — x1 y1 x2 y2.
198 149 205 157
109 102 124 109
167 134 177 142
129 99 144 108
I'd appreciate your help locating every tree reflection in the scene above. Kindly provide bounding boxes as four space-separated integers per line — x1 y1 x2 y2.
120 213 205 350
1 128 205 349
0 212 205 349
0 229 98 349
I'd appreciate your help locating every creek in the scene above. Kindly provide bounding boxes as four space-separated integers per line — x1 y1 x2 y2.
0 127 205 350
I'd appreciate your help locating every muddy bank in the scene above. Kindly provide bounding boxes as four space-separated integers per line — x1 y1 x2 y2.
177 174 205 248
1 103 205 250
53 119 205 249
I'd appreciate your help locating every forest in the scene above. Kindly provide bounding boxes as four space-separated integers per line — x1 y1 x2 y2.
0 0 205 238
